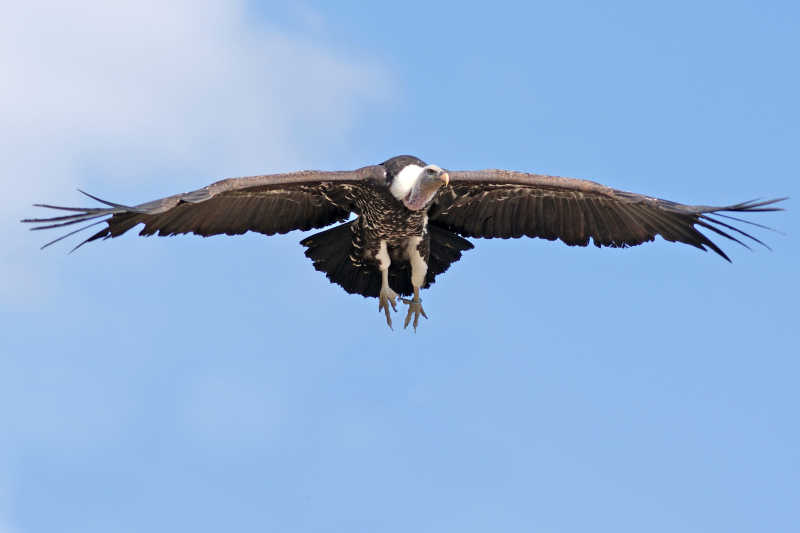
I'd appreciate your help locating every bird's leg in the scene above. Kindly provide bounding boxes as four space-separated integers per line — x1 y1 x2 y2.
402 285 427 331
376 240 398 329
378 267 398 329
401 236 428 332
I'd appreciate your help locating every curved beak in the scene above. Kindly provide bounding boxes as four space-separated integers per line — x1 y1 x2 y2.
440 171 450 186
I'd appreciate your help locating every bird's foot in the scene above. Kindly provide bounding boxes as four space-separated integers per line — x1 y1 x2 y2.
401 296 428 332
378 287 399 329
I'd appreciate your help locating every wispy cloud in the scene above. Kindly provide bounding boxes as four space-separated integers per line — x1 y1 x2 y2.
2 0 393 306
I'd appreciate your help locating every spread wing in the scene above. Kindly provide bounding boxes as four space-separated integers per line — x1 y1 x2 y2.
23 165 386 251
430 169 786 261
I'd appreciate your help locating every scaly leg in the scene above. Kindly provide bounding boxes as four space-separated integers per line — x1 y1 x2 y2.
376 240 398 329
402 286 427 331
378 267 398 329
402 236 428 332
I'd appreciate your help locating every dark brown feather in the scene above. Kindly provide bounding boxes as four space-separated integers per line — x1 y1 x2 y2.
432 170 785 260
23 166 386 249
300 221 473 298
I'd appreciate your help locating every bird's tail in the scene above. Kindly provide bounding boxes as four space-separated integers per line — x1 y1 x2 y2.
300 221 474 298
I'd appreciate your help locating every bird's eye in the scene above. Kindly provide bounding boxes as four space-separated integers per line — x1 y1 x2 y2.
427 168 435 175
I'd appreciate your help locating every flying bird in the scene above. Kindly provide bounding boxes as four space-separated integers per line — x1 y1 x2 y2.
23 155 785 330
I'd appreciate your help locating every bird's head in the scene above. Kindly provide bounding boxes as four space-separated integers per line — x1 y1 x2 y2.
387 161 450 211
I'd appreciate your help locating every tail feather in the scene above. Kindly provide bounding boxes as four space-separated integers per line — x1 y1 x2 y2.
301 221 380 297
300 221 474 298
427 223 475 278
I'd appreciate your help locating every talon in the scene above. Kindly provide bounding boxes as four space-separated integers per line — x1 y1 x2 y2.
378 287 399 330
402 297 427 332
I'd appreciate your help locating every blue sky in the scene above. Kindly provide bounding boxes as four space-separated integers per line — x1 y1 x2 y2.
1 1 798 532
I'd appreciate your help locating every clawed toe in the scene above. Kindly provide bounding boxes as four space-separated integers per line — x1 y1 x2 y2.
378 288 398 329
378 287 428 332
401 297 428 332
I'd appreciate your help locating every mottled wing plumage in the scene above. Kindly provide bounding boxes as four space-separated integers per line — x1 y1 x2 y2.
24 166 386 250
431 169 785 261
20 155 787 331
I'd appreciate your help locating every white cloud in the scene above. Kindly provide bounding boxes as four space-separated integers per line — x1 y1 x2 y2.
1 0 393 306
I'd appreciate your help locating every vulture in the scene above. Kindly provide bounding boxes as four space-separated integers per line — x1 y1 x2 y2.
23 155 785 330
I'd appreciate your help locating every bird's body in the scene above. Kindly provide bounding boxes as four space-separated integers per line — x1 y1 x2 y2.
345 169 430 259
24 155 785 330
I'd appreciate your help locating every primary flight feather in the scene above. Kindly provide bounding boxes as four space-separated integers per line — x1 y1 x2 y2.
23 155 785 330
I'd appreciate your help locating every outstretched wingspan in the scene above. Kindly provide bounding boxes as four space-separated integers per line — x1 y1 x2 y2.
22 155 786 331
431 170 786 261
22 165 386 251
